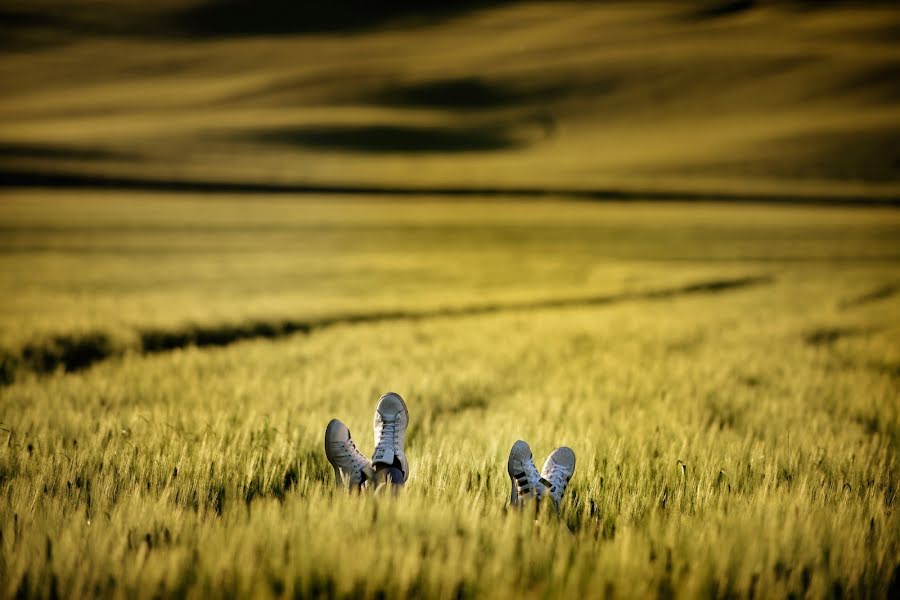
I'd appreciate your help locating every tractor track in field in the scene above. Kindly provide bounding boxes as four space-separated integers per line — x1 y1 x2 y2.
0 274 772 385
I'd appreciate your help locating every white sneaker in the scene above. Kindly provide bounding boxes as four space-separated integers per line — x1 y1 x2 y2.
507 440 547 506
541 447 576 512
324 419 375 488
372 392 409 482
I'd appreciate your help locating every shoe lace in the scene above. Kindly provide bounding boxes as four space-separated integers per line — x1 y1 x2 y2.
374 418 398 458
545 463 570 499
514 458 542 497
333 438 370 475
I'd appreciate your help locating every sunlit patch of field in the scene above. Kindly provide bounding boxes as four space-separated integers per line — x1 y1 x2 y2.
1 193 899 598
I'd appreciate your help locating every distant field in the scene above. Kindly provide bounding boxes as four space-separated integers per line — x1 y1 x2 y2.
1 2 899 200
1 192 899 598
1 190 898 382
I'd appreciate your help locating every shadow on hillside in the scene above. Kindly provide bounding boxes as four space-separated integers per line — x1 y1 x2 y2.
175 0 515 36
688 0 756 20
0 0 516 48
676 128 900 183
368 77 573 111
830 61 900 103
0 143 130 162
686 0 899 22
248 124 525 153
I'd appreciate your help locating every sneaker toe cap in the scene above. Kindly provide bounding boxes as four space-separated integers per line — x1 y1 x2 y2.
548 446 576 470
325 419 351 442
376 392 408 419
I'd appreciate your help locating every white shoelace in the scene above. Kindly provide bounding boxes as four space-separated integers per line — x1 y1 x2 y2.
513 459 543 498
374 418 398 460
332 439 370 476
544 463 570 501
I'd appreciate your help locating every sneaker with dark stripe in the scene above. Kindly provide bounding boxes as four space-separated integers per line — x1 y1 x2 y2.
507 440 546 506
541 446 576 514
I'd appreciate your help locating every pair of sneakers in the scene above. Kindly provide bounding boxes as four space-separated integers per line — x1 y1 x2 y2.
324 392 409 489
507 440 576 513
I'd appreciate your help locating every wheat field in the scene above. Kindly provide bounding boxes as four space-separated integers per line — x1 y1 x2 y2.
2 1 900 598
1 193 898 598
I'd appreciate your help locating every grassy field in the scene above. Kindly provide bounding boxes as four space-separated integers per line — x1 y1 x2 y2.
1 190 897 380
2 1 900 598
1 193 899 598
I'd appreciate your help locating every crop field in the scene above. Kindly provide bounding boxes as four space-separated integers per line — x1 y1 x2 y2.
2 1 900 598
1 192 899 598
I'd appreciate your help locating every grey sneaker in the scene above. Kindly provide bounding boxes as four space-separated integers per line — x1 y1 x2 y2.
325 419 375 489
507 440 547 506
541 447 576 513
372 392 409 482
